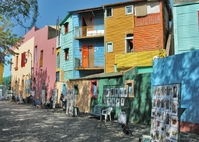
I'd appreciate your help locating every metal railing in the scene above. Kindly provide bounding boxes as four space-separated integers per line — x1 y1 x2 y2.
74 25 104 38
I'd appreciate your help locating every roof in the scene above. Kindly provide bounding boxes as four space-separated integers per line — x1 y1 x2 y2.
69 6 103 14
69 67 137 81
59 13 71 25
69 72 123 81
102 0 145 7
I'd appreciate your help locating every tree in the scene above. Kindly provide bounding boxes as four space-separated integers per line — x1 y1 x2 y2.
0 0 39 65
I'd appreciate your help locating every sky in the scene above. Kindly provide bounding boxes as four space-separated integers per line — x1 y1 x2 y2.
13 0 129 37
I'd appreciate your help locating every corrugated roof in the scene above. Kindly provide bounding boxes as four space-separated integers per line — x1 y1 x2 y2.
69 72 123 81
69 67 137 81
102 0 144 7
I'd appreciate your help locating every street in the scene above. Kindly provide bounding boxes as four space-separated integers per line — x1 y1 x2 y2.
0 101 199 142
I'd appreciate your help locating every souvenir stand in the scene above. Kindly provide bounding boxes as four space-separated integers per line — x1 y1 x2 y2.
150 83 182 142
103 84 132 134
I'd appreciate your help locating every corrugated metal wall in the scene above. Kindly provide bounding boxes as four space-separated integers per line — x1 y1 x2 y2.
173 3 199 54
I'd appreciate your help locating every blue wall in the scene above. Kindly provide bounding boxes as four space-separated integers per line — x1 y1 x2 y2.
152 50 199 124
73 10 105 79
173 3 199 54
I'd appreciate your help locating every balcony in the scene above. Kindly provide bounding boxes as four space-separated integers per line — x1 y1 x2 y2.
115 49 166 69
74 58 104 71
74 25 104 40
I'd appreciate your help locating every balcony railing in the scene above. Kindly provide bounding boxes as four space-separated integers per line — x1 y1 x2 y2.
74 25 104 39
74 58 104 70
115 49 166 69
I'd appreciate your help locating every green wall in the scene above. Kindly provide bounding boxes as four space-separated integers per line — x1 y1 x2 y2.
90 72 151 124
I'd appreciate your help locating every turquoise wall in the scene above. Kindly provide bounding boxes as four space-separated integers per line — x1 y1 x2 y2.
60 15 74 80
173 3 199 54
152 50 199 124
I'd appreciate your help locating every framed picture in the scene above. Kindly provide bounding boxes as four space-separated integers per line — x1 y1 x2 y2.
111 98 115 107
121 98 125 106
116 98 120 107
125 80 134 98
107 98 111 106
114 88 119 97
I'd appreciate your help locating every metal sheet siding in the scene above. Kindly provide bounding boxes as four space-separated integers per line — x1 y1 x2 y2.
105 4 134 73
61 16 74 79
173 3 199 54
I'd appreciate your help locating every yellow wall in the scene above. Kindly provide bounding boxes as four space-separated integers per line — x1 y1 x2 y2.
105 4 134 73
11 37 34 98
66 80 91 113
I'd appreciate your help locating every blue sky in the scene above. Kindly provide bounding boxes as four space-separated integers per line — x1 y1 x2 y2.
13 0 173 36
13 0 128 37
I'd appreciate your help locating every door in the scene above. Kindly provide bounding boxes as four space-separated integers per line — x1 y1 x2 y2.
82 46 88 67
82 45 94 68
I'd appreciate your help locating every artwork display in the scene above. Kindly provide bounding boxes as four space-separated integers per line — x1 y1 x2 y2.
150 83 180 142
103 85 129 108
66 88 75 115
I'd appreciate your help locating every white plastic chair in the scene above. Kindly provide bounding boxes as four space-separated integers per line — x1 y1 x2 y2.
102 107 113 122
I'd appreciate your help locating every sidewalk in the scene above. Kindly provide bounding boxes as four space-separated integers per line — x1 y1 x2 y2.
0 101 199 142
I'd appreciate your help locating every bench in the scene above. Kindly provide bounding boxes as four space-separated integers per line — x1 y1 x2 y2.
89 105 107 118
89 105 108 128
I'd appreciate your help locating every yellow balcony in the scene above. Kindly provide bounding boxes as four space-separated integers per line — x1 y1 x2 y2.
115 49 166 69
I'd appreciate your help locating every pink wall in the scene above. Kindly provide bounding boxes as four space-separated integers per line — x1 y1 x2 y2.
29 26 57 101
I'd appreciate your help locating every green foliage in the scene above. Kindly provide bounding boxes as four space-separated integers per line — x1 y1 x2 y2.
0 0 39 65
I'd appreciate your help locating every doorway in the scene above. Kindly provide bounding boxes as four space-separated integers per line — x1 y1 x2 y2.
82 45 94 68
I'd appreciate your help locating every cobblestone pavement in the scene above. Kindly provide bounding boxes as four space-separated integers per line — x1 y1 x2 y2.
0 101 199 142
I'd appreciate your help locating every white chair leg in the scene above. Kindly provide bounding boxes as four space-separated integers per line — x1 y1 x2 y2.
105 114 107 122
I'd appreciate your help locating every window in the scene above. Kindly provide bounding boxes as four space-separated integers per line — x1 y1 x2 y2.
64 22 69 34
34 46 37 63
74 84 79 95
64 48 69 60
40 50 43 67
106 42 113 52
56 52 60 68
125 34 134 53
125 80 134 98
15 56 18 70
21 52 26 67
90 80 98 98
56 72 60 82
106 7 113 17
126 5 133 15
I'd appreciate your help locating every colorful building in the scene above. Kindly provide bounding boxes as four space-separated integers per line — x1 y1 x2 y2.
103 1 171 73
11 26 57 102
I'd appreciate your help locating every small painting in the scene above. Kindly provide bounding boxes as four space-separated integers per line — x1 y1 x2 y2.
116 98 120 107
121 98 125 106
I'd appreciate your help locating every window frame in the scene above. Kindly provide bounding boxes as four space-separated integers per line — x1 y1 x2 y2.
125 5 133 15
64 48 69 60
64 22 69 34
106 42 113 53
106 7 113 17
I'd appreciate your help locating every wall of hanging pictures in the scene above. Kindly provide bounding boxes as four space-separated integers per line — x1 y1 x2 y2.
103 85 128 108
150 83 181 142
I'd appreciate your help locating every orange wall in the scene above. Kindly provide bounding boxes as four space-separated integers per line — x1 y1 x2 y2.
134 2 164 52
105 3 134 73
